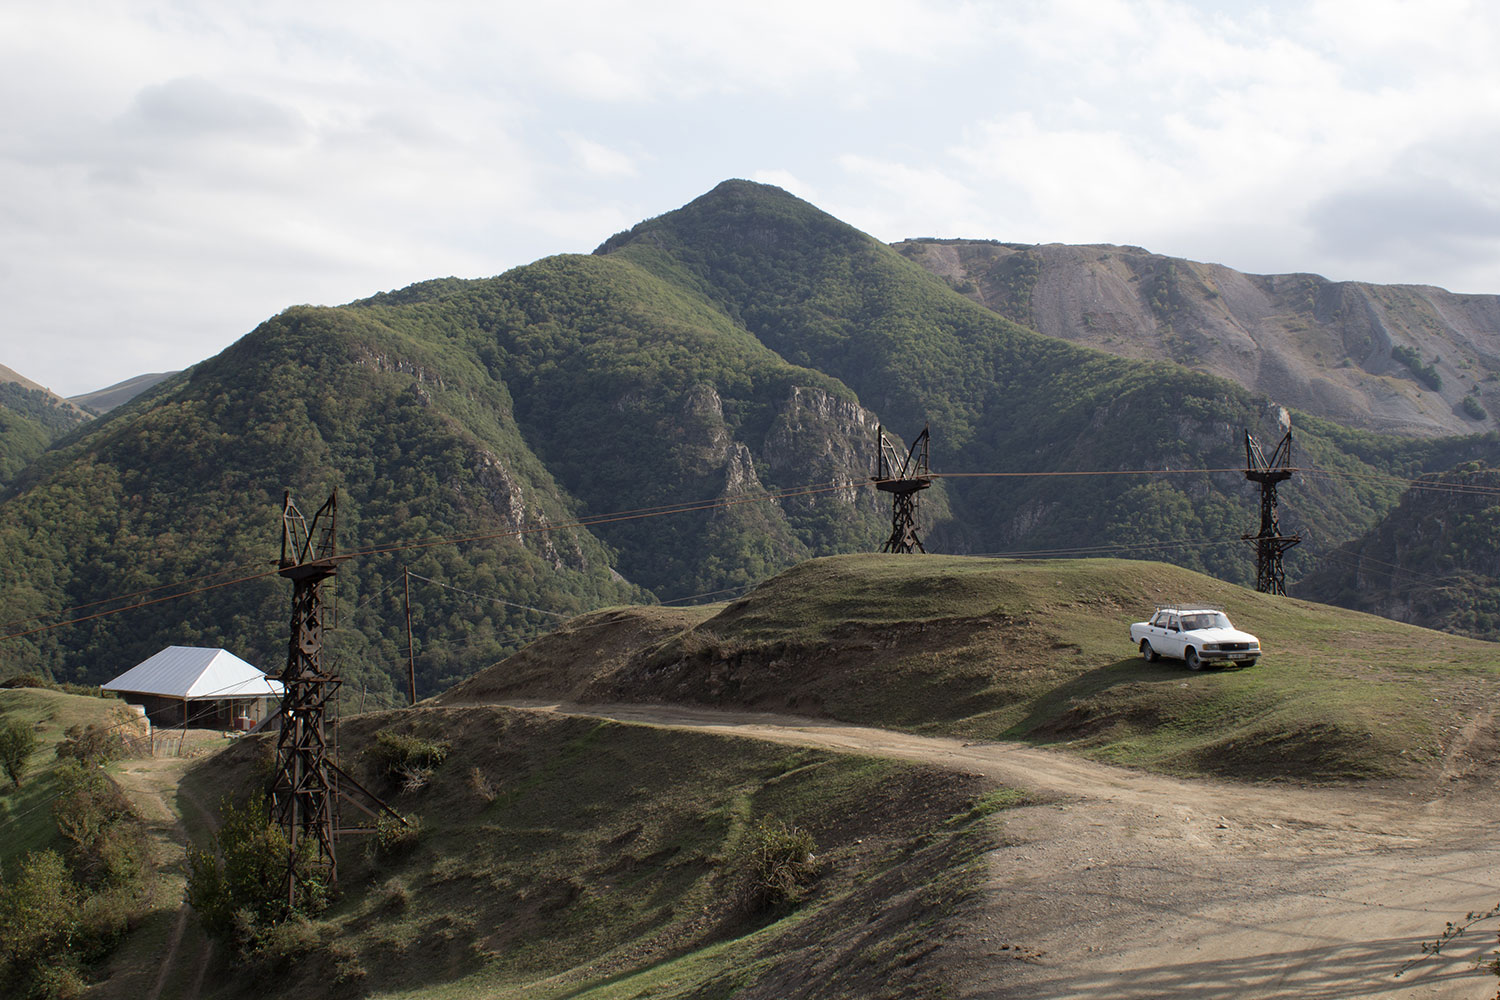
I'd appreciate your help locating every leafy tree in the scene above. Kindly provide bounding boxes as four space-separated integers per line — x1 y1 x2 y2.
0 849 83 998
0 720 37 788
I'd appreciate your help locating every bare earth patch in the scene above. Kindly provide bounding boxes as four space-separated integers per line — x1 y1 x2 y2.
506 700 1500 999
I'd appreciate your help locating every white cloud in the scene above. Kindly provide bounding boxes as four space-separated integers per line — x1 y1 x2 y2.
566 134 637 177
3 0 1500 391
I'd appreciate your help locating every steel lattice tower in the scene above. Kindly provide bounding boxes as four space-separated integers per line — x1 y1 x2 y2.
1241 429 1300 595
872 425 932 553
271 490 349 904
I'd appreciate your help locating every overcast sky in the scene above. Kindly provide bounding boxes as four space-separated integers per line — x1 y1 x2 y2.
5 0 1500 396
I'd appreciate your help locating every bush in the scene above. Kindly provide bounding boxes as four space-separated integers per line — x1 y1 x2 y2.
186 792 329 954
366 814 421 860
1462 395 1488 420
370 730 450 791
1392 345 1443 390
52 761 144 889
0 719 38 788
54 724 125 768
0 850 83 998
737 818 817 913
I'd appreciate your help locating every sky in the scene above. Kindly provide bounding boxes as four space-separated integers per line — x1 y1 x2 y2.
5 0 1500 396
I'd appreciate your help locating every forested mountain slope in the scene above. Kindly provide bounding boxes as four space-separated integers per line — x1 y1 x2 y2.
1299 463 1500 640
1 180 1495 696
597 182 1498 579
0 363 92 489
898 238 1500 438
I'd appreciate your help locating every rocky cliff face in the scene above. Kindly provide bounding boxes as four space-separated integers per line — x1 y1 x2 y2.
898 239 1500 438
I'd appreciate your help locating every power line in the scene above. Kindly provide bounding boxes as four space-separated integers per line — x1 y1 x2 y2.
406 571 571 619
7 457 1500 646
0 567 283 643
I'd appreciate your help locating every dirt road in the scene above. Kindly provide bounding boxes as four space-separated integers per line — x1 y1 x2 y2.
102 754 217 1000
505 700 1500 999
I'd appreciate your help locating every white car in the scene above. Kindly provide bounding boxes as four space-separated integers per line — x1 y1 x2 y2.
1129 608 1261 670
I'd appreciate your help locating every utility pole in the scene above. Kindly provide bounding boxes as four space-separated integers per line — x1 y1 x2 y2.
404 566 416 707
872 425 932 553
1242 427 1300 595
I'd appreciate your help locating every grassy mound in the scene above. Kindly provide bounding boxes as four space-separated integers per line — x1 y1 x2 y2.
441 553 1500 783
182 705 1009 999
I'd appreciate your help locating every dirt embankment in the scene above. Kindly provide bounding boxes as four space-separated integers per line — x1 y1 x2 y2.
507 700 1500 1000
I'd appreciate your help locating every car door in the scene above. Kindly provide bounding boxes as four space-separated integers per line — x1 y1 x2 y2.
1160 613 1186 658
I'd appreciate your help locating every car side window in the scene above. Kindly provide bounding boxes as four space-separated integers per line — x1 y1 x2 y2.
1167 615 1179 631
1152 612 1167 627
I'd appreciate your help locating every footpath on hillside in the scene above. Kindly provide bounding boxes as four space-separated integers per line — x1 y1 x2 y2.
501 699 1500 1000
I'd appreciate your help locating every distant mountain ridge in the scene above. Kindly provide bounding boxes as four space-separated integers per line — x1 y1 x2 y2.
69 371 179 414
897 239 1500 438
0 363 93 488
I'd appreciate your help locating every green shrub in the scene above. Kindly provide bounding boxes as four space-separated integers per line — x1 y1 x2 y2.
0 719 38 788
186 792 329 954
366 813 421 860
52 761 144 889
370 730 450 791
54 724 125 768
737 818 817 913
1392 345 1443 390
1462 395 1487 420
0 849 83 998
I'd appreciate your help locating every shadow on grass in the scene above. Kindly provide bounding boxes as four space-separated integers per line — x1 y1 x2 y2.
1001 656 1203 742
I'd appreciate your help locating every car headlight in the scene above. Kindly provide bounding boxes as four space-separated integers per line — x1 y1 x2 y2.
1201 643 1219 652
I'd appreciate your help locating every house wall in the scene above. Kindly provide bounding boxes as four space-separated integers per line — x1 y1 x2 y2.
115 692 279 730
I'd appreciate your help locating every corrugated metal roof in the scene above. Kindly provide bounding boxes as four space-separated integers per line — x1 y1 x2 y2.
102 646 284 700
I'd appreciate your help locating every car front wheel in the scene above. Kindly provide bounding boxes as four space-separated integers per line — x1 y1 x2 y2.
1140 639 1159 662
1185 647 1203 671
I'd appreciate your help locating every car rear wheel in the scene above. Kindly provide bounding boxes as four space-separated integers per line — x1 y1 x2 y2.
1140 639 1159 662
1185 647 1203 671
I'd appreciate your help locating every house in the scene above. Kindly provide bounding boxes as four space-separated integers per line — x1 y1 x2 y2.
103 646 283 730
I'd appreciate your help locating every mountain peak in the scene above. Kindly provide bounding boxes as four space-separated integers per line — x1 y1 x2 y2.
593 178 856 257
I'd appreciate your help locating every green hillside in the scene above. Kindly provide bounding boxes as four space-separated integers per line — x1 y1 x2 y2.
1299 463 1500 639
176 706 1002 1000
0 688 137 867
0 377 92 490
597 181 1500 580
443 553 1500 783
1 180 1497 699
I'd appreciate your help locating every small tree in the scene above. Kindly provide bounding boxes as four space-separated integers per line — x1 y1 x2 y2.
0 719 38 789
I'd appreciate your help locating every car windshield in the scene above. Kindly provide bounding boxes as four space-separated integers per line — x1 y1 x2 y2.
1180 612 1230 631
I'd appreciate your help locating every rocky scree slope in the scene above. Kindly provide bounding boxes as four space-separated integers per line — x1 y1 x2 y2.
898 238 1500 438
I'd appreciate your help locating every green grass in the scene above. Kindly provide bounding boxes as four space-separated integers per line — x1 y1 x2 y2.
0 688 136 868
452 553 1500 783
182 705 1008 1000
